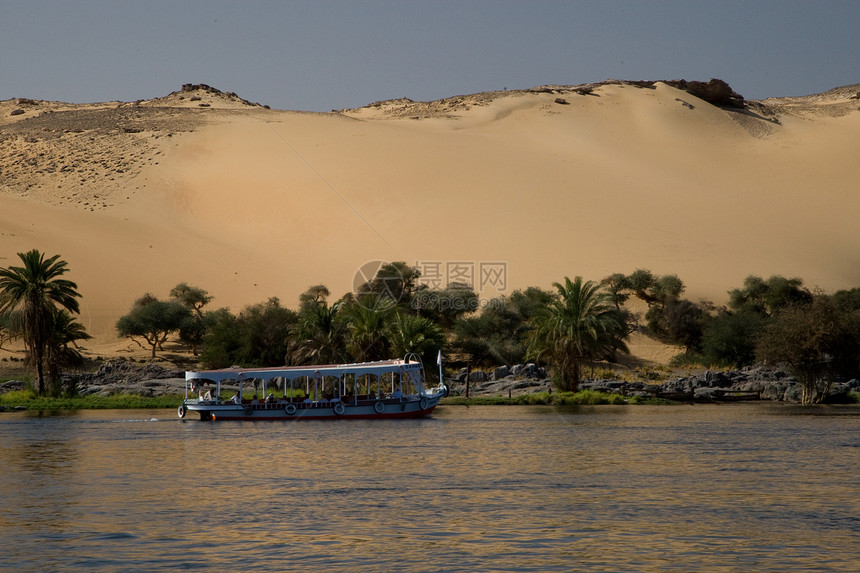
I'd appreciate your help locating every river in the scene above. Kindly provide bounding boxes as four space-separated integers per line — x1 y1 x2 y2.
1 403 858 572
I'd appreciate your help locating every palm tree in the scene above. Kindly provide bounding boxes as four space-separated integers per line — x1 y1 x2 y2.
289 298 350 365
387 311 445 359
0 250 83 394
342 295 395 361
45 308 92 395
527 276 628 392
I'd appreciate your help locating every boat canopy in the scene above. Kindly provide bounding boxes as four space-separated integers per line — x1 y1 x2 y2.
186 358 423 385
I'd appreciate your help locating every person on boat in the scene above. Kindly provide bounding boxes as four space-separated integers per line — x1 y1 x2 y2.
266 393 275 404
251 395 259 405
231 391 241 405
202 388 212 401
390 389 403 399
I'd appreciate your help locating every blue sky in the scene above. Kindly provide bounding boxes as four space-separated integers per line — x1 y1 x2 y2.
2 0 857 111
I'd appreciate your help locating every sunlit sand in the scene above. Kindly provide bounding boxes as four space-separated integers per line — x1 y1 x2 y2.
2 81 858 357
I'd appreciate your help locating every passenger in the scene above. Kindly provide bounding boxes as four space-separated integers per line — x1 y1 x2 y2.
202 389 213 401
251 395 259 405
266 393 275 404
391 389 403 399
231 391 241 405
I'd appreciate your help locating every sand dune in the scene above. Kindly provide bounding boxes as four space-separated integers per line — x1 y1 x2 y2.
2 81 859 354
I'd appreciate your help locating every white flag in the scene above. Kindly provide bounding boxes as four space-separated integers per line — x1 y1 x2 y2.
436 350 442 366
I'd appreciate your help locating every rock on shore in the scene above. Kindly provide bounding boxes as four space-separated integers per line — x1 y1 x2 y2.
0 360 188 398
1 360 858 405
447 364 860 404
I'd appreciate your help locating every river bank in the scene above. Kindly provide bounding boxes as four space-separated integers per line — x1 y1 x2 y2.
447 363 860 404
2 359 858 409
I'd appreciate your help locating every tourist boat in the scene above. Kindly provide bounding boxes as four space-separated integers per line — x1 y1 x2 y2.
177 354 447 421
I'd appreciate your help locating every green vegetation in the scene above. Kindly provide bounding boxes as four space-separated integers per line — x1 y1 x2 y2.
4 250 860 408
757 295 860 405
0 250 86 395
454 287 552 367
116 294 193 359
441 390 668 406
170 282 214 356
0 388 182 410
526 276 628 392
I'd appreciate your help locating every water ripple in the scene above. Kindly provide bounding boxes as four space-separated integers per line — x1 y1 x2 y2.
1 404 858 571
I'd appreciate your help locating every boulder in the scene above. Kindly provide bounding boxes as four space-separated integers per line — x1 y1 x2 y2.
493 365 510 381
470 370 488 383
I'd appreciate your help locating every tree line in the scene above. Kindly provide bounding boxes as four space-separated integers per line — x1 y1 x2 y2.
3 251 859 404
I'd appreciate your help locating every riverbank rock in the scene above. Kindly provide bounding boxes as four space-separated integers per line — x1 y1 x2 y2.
0 379 27 392
446 363 859 404
3 359 858 404
65 360 186 396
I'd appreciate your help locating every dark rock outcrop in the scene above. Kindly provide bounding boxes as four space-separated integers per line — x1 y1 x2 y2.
664 78 745 108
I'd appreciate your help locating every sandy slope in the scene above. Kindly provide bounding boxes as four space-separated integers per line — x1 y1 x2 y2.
1 81 859 357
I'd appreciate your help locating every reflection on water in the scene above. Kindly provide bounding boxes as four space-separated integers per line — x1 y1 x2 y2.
1 404 858 571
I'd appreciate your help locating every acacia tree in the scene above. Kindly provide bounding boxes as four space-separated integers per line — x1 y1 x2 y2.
701 275 814 367
729 275 812 317
527 276 628 392
170 283 214 356
0 250 83 394
757 296 859 405
358 261 421 309
601 273 632 310
170 282 213 315
454 287 553 367
412 282 479 331
116 294 191 358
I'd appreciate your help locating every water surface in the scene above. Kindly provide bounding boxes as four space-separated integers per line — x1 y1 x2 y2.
1 404 858 571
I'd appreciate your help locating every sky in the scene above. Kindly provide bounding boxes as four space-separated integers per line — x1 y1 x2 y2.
1 0 858 112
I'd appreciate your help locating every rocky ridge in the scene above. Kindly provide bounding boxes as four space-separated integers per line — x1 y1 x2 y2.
0 84 268 210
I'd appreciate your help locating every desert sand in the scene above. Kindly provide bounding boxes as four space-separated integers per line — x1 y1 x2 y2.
1 81 859 359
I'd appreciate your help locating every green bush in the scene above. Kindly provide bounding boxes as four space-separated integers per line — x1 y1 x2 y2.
0 393 183 410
